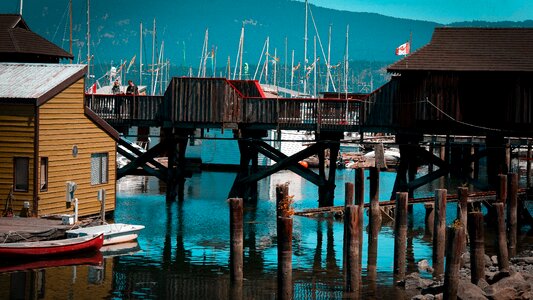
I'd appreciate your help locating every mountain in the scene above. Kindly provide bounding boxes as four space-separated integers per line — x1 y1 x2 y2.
2 0 439 66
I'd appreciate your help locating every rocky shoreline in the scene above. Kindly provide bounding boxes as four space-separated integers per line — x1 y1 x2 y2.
405 250 533 299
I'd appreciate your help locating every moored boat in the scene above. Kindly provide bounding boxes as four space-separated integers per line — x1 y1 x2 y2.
0 234 104 258
66 223 145 245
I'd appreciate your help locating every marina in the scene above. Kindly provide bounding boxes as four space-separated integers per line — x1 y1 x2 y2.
0 0 533 299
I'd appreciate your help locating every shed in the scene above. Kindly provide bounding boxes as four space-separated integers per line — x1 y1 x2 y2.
0 63 118 217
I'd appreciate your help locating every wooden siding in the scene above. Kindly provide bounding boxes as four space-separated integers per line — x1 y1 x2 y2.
38 78 116 217
0 104 35 213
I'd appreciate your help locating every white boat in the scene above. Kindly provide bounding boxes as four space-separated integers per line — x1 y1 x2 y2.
66 223 145 246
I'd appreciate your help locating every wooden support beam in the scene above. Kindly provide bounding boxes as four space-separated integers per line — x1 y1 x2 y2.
117 142 167 179
407 167 448 191
239 142 325 185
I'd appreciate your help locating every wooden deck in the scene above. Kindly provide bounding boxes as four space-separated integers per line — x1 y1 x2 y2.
0 217 73 243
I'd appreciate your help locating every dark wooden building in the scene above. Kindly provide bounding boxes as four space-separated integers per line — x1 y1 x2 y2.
366 27 533 137
364 27 533 192
0 14 73 63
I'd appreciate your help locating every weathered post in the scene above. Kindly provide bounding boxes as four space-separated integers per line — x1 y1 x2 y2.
526 139 531 189
507 172 518 257
344 205 361 295
443 221 466 300
345 182 354 206
433 189 447 279
276 183 290 218
369 167 382 225
229 198 243 284
393 192 408 282
468 212 485 285
457 187 469 242
277 216 293 300
367 199 380 296
354 168 364 207
428 142 434 173
494 202 509 271
498 174 508 205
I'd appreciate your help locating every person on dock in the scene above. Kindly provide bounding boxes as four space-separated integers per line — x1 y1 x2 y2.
126 80 139 95
112 79 121 94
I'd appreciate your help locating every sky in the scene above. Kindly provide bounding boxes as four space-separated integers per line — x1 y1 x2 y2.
302 0 533 23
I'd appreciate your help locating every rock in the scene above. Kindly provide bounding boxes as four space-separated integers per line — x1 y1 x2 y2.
484 272 531 300
486 270 511 284
477 278 490 291
462 252 471 268
411 294 435 300
511 257 533 265
457 280 488 300
485 254 493 267
421 283 443 296
405 272 434 291
434 293 443 300
491 255 499 266
418 259 432 273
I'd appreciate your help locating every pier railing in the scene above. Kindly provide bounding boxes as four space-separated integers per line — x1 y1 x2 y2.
85 94 164 126
242 97 362 130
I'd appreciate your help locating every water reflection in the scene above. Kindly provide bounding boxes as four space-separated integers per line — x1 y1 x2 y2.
0 169 459 299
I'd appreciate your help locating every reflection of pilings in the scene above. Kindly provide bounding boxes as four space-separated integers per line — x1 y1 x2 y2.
343 183 354 270
443 222 466 300
277 217 293 300
433 189 447 280
507 173 518 257
229 198 244 284
494 203 509 271
468 212 485 285
393 192 408 282
344 205 361 295
424 202 434 241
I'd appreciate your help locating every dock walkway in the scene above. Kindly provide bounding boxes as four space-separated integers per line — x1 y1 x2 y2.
0 218 74 243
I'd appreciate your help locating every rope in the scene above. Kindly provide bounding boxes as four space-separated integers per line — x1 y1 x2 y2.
1 231 29 244
425 98 502 132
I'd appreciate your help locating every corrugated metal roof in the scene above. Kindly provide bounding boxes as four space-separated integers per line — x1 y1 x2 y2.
388 27 533 72
0 63 86 99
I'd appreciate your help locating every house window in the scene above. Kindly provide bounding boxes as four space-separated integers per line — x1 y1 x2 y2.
91 153 108 185
14 157 29 192
40 157 48 191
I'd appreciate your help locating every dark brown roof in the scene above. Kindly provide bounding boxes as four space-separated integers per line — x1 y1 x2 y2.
0 14 73 61
388 27 533 72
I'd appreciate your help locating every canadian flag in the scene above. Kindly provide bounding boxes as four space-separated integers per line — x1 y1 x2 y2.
395 42 410 56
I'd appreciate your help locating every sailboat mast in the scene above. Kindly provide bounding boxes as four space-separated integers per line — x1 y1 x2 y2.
303 0 308 95
273 48 277 87
69 0 72 62
19 0 23 15
313 36 317 97
265 36 269 84
87 0 91 86
326 24 331 92
344 24 349 94
284 37 288 89
140 22 143 85
290 50 294 91
239 25 244 80
151 19 156 95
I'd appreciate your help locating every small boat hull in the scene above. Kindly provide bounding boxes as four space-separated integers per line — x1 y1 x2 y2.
0 251 103 273
66 223 145 245
0 234 104 258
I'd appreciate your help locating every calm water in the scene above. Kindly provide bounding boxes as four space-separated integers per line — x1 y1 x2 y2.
0 168 530 299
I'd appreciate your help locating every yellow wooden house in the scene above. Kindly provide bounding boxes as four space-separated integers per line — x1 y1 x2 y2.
0 63 118 217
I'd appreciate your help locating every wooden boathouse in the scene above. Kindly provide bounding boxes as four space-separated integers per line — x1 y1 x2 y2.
365 27 533 196
0 63 118 217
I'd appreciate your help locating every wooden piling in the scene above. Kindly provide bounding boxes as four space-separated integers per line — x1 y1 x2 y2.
468 212 485 285
354 170 365 275
277 216 293 300
526 139 531 188
498 174 507 204
428 142 434 173
229 198 243 284
393 192 408 282
443 221 466 300
354 168 364 207
369 167 382 226
344 205 361 294
433 189 447 279
457 187 468 241
276 183 290 218
494 202 509 271
508 173 518 257
345 182 354 206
